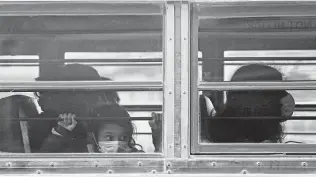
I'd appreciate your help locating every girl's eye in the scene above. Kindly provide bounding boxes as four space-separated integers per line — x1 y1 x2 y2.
104 135 113 141
120 136 129 141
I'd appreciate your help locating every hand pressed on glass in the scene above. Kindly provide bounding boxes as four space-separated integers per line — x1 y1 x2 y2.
149 112 162 152
58 113 78 131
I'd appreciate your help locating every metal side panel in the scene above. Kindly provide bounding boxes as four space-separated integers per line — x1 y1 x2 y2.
167 157 316 174
1 174 316 177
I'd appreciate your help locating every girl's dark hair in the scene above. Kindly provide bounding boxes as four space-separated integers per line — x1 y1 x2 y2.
208 64 285 143
100 77 120 104
89 104 143 152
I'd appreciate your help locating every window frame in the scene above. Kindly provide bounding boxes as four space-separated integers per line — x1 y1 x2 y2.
4 0 316 175
190 1 316 155
0 0 173 172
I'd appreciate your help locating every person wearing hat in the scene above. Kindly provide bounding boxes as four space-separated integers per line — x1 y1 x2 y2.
30 64 163 153
206 64 295 143
29 64 102 152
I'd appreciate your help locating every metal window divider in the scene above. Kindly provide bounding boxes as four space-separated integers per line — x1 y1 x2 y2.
190 2 201 154
173 1 182 159
180 1 190 159
163 1 175 161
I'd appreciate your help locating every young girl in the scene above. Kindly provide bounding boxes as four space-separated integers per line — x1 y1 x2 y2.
88 104 143 153
207 64 295 143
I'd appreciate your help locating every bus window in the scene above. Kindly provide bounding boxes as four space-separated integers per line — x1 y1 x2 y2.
191 6 316 154
0 2 164 155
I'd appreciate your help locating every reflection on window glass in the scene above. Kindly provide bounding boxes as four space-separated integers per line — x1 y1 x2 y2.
0 55 39 105
199 49 316 144
0 14 163 153
0 55 40 153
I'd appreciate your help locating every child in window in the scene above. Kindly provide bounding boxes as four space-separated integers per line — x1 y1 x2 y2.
41 103 161 153
88 104 144 153
207 64 295 143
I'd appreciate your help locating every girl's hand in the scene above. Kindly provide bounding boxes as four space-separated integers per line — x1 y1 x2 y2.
149 112 162 152
57 113 77 131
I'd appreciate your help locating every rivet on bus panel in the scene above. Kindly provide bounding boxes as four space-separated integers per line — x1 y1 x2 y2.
301 162 308 167
168 90 172 94
151 170 157 174
107 170 113 174
256 162 261 167
138 161 143 167
36 170 42 174
94 162 99 167
183 144 187 148
5 162 12 168
167 170 172 174
183 91 187 95
49 162 55 167
241 170 248 174
211 162 216 167
167 162 171 167
168 144 172 148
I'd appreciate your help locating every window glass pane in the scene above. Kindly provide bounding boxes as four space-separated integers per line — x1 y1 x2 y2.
0 55 39 153
0 8 163 154
222 50 316 144
196 16 316 149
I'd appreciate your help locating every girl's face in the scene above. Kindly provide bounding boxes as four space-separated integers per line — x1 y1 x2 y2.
97 123 131 153
281 93 295 117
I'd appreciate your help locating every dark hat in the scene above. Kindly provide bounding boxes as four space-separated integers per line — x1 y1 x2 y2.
231 64 283 82
36 64 101 81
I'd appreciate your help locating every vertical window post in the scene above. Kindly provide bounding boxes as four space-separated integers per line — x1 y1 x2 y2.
163 2 175 158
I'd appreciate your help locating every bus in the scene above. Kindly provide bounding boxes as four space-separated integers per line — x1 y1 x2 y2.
0 0 315 176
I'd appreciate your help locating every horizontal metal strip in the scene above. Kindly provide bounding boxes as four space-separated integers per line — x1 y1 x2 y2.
0 61 205 67
0 29 161 35
224 50 316 58
224 62 316 65
123 105 162 111
0 60 204 65
0 2 163 16
206 57 316 61
0 30 312 39
295 104 316 111
0 63 161 67
199 31 316 38
134 132 152 135
197 1 316 18
198 81 316 90
195 143 316 154
0 116 152 121
4 175 316 177
0 59 162 63
0 32 161 40
0 81 163 91
199 29 316 33
284 131 316 135
204 116 316 120
0 152 161 159
169 157 316 174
